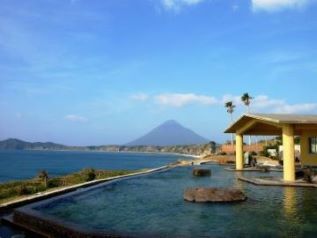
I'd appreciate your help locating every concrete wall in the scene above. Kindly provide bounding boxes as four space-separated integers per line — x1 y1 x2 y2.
300 131 317 166
221 143 264 154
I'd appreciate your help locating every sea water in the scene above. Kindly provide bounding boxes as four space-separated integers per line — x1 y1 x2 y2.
0 150 185 182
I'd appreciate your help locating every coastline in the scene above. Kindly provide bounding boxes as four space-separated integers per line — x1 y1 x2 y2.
168 152 201 158
114 150 201 158
22 149 202 159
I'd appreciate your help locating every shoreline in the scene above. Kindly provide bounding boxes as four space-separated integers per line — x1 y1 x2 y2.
9 149 202 159
114 150 201 158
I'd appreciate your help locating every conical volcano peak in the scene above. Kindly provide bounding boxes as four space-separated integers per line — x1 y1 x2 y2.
126 120 208 146
161 120 181 126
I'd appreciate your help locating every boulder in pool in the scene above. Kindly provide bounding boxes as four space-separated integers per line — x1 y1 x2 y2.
192 169 211 177
184 187 247 203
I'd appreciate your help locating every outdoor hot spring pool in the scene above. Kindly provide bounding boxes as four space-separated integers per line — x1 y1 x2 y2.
15 165 317 237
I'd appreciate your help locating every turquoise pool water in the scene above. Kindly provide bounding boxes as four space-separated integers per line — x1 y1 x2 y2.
33 165 317 237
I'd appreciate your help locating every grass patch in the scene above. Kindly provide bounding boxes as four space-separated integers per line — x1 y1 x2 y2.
0 168 136 204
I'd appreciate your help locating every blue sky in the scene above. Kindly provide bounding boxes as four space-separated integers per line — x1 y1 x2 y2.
1 0 317 145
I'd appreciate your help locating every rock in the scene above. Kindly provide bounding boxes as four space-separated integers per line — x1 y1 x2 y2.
261 167 269 173
295 170 304 179
184 187 247 203
303 168 313 183
256 165 269 172
192 168 211 177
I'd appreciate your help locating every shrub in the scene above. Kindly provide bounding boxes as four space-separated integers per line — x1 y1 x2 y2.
47 178 61 188
0 188 16 200
35 184 46 193
260 150 270 157
16 185 30 195
81 168 96 182
14 182 46 196
0 168 134 203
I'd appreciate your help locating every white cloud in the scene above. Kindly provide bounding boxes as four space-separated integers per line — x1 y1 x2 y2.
252 0 309 12
132 92 317 113
65 114 88 122
221 94 243 106
220 94 317 114
273 103 317 113
131 93 149 101
162 0 206 11
252 95 285 108
155 93 217 107
252 95 317 113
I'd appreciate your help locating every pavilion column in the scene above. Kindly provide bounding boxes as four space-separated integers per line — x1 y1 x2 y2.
300 131 309 166
282 125 295 182
236 134 244 170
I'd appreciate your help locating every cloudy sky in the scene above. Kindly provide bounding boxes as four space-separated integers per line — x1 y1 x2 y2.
1 0 317 145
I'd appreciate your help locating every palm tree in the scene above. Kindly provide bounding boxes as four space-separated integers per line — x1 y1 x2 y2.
241 93 253 146
241 93 253 113
225 101 235 122
225 101 236 149
38 170 49 188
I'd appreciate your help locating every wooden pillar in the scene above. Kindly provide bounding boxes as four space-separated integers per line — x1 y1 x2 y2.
282 125 295 182
236 134 243 170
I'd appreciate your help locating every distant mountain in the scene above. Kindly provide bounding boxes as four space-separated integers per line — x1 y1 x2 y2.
0 137 215 155
0 138 66 150
126 120 209 146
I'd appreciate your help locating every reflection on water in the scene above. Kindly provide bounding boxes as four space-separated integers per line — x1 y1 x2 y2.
284 187 297 219
233 171 245 190
282 187 302 238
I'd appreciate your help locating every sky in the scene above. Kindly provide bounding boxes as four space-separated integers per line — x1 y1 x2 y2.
0 0 317 145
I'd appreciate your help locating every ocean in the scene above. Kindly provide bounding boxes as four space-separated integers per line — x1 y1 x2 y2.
0 150 186 183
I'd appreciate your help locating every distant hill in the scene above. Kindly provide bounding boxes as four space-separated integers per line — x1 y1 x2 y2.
0 138 66 150
0 137 216 156
126 120 209 146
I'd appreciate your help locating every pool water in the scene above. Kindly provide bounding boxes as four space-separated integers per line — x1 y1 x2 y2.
35 165 317 237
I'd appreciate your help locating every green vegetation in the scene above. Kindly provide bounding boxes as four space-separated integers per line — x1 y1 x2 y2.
0 168 135 204
224 101 236 148
224 101 235 120
121 143 216 155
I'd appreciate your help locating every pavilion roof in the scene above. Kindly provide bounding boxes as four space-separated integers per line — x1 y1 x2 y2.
224 113 317 135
